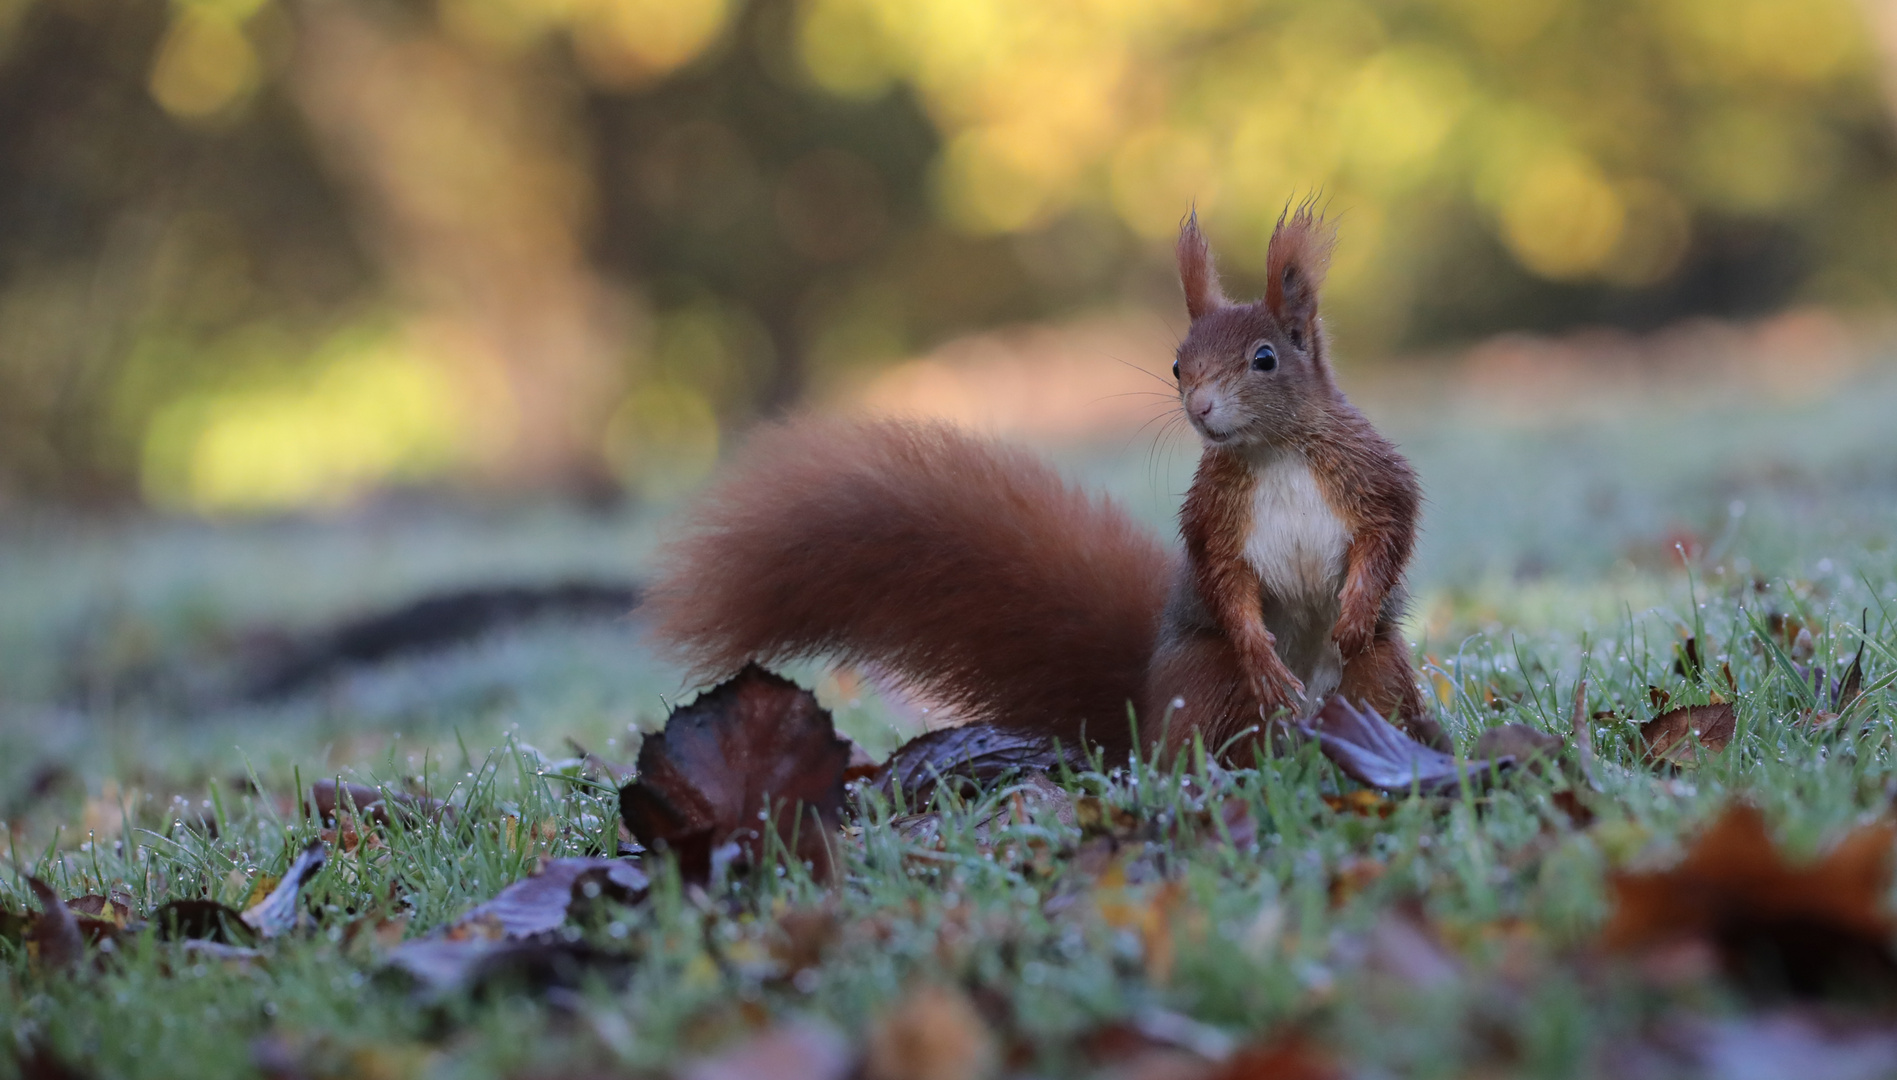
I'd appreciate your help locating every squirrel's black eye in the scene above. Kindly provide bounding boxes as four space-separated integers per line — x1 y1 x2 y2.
1171 359 1180 381
1251 344 1277 372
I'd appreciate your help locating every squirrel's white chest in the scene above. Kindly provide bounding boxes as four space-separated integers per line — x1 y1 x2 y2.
1242 452 1350 602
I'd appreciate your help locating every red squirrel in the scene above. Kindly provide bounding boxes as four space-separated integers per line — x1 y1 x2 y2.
645 206 1447 761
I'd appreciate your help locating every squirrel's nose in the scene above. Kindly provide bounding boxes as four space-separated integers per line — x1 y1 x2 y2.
1189 390 1216 420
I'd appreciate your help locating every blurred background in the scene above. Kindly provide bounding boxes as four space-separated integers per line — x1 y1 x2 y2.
4 0 1897 511
7 0 1897 786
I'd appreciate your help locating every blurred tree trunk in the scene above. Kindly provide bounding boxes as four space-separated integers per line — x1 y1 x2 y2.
287 1 626 494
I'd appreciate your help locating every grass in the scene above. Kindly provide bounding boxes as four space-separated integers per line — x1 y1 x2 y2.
4 358 1897 1077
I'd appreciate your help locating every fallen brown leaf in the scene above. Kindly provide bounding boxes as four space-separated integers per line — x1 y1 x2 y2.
872 725 1072 809
240 840 326 938
864 983 997 1080
1550 790 1597 828
1210 1034 1344 1080
768 906 841 982
152 899 258 946
1320 790 1394 818
1602 802 1897 1000
680 1021 854 1080
1078 1009 1236 1071
60 896 129 945
1096 870 1189 984
1300 698 1497 794
1639 704 1736 767
66 895 132 927
307 780 449 827
619 665 852 881
452 857 647 939
384 857 647 994
1628 1010 1897 1080
1327 857 1386 908
26 878 84 972
1362 905 1459 990
383 938 635 999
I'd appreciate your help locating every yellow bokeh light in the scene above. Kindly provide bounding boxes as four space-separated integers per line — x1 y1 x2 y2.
141 332 462 512
1663 0 1865 86
1110 127 1218 240
797 0 899 97
937 126 1072 233
572 0 733 86
1335 48 1470 189
1497 152 1626 280
148 9 260 120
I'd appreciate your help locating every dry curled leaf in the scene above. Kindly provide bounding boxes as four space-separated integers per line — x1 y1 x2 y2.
307 780 449 826
384 937 636 998
26 878 85 972
681 1022 854 1080
384 856 647 994
864 983 997 1080
1602 803 1897 1000
61 896 130 945
1327 856 1386 908
1320 791 1393 818
152 899 258 946
768 906 841 982
1640 704 1736 767
1550 789 1597 828
241 840 326 939
66 895 132 928
1362 905 1460 990
1077 1008 1236 1069
1210 1033 1345 1080
1630 1010 1897 1080
452 857 647 939
1300 697 1498 794
871 725 1073 808
619 665 851 881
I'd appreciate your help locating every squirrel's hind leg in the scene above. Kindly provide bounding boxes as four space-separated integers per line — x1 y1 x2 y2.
1141 632 1295 763
1338 632 1450 752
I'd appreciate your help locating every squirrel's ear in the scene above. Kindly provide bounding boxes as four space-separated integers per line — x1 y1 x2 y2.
1264 204 1336 339
1176 210 1225 322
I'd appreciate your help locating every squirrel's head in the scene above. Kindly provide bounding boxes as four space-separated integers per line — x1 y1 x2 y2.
1172 205 1337 451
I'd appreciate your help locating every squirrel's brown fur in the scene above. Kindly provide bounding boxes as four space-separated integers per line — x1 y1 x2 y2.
643 420 1172 757
646 205 1442 762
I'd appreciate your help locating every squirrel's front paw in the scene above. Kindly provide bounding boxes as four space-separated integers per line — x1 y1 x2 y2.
1250 664 1306 715
1331 619 1375 659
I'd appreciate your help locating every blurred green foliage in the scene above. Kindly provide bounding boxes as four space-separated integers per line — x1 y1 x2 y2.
0 0 1893 509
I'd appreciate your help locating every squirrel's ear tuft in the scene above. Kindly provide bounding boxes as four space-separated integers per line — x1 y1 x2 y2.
1176 210 1226 321
1264 203 1336 336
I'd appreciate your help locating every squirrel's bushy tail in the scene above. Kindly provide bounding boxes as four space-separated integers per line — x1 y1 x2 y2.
644 419 1172 754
